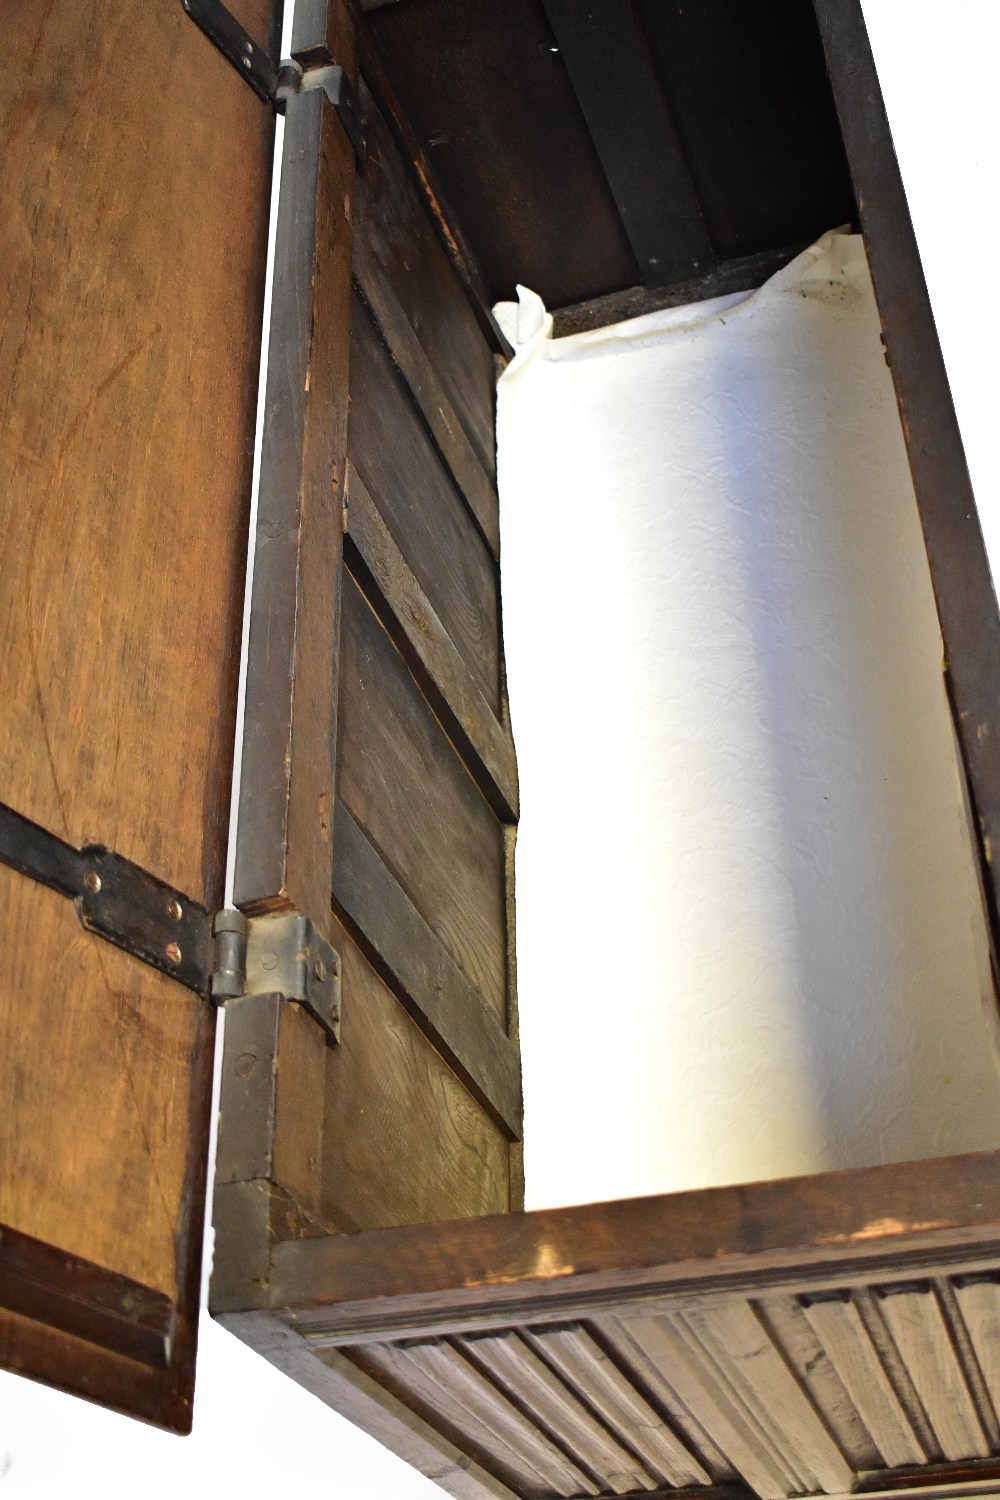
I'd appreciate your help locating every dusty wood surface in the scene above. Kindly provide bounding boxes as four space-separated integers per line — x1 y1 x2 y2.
255 1154 1000 1500
233 0 357 927
348 295 501 710
319 913 512 1232
0 0 275 1426
814 0 1000 966
337 572 508 1022
344 463 517 821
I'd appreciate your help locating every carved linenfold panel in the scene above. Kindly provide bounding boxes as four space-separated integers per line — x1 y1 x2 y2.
331 1270 1000 1500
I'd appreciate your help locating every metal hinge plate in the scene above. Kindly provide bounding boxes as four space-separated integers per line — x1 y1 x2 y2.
180 0 367 164
212 910 342 1044
0 799 341 1042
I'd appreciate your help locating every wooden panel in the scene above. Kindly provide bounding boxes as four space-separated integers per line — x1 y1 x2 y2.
356 100 497 478
332 803 521 1136
348 295 501 711
320 913 510 1232
365 0 638 307
220 1156 1000 1498
607 1314 800 1500
337 570 507 1022
355 241 500 558
876 1286 990 1461
344 462 517 822
955 1278 1000 1422
814 0 1000 967
754 1297 882 1472
355 1339 601 1497
1 0 274 1425
679 1303 853 1493
801 1294 927 1468
540 0 712 286
526 1325 716 1488
459 1330 660 1493
233 7 356 924
0 1223 174 1370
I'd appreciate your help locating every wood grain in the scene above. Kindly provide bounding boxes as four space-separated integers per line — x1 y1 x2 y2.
320 914 510 1232
348 295 501 712
233 0 356 925
345 462 517 822
877 1286 989 1460
0 0 273 1423
802 1294 926 1468
356 100 497 478
527 1324 714 1488
954 1278 1000 1426
814 0 1000 970
459 1329 658 1493
337 571 507 1021
356 1339 600 1497
332 803 521 1137
354 244 500 559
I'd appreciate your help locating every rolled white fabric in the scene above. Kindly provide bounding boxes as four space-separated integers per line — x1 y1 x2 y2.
495 230 1000 1211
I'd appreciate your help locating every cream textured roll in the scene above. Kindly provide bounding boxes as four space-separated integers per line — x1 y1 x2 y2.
495 230 1000 1210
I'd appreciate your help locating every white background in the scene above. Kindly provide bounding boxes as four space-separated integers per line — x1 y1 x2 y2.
2 2 999 1495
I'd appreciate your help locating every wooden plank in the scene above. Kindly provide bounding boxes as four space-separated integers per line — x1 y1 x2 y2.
0 1223 174 1369
813 0 1000 964
551 243 810 337
233 1 356 926
540 0 712 286
682 1302 854 1493
349 294 501 713
215 992 327 1221
527 1324 715 1488
320 911 510 1230
459 1330 659 1493
268 1153 1000 1334
954 1278 1000 1425
361 1339 601 1497
356 100 498 476
222 1310 521 1500
358 33 513 357
355 242 500 558
754 1296 882 1473
877 1286 990 1460
801 1294 926 1469
345 463 517 822
364 0 638 308
331 804 521 1139
337 571 508 1024
0 0 274 1423
607 1314 798 1500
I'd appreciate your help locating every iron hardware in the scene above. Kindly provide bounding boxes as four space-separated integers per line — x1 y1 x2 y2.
211 909 341 1044
0 800 341 1041
180 0 367 164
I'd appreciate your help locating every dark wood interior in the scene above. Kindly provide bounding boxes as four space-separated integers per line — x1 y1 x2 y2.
361 0 857 322
5 0 1000 1492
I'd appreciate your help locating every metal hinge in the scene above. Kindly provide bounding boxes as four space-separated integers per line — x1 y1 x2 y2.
211 910 341 1043
180 0 367 165
0 800 341 1043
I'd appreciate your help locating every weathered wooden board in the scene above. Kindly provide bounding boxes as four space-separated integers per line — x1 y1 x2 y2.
1 0 276 1427
223 1153 1000 1500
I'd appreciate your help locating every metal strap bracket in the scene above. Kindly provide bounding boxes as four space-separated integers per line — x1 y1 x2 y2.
0 800 340 1043
180 0 367 164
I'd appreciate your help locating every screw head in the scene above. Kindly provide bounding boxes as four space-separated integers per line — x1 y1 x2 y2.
165 942 182 966
83 871 101 894
314 959 326 983
167 897 183 921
